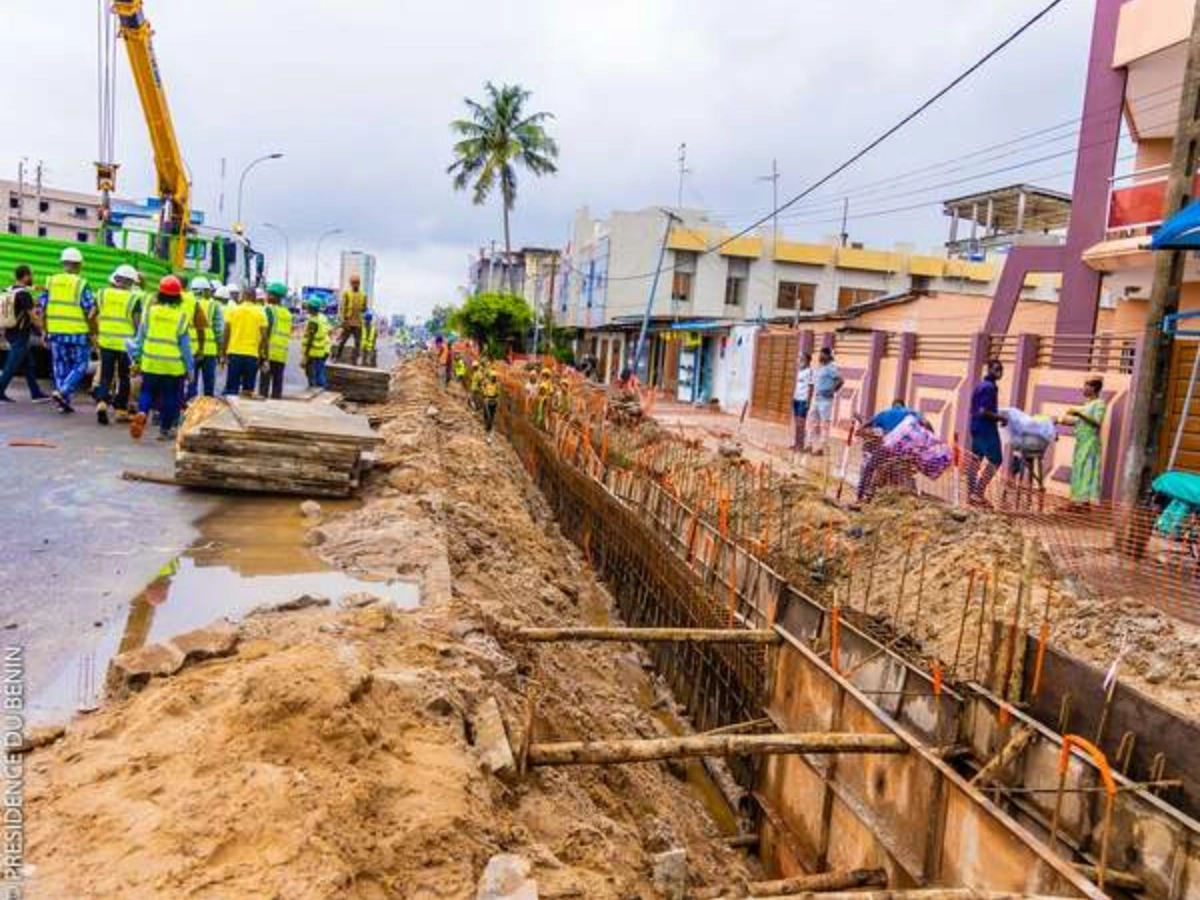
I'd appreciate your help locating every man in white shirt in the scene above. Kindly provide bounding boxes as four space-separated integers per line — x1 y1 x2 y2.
792 351 813 452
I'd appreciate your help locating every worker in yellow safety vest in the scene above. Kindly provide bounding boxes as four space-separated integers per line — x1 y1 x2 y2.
259 282 292 399
129 275 193 442
361 310 378 368
92 264 143 425
481 364 501 438
221 285 269 396
187 277 223 400
335 274 369 364
302 297 331 388
177 278 209 408
39 246 98 413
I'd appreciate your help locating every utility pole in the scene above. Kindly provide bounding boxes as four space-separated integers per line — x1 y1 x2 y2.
34 160 44 236
839 197 850 247
14 159 24 236
758 159 781 314
676 143 690 210
632 210 682 382
1120 0 1200 539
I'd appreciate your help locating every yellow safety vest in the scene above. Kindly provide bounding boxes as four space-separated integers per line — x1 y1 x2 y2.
140 302 188 376
180 290 200 354
341 290 367 324
194 297 218 357
308 314 330 358
96 286 137 351
362 321 377 351
268 305 293 363
44 272 89 336
483 378 499 399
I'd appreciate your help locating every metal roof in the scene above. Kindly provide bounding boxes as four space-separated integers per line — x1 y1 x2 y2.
942 183 1071 232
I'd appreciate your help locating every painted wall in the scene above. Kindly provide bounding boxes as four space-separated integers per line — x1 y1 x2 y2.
714 325 760 412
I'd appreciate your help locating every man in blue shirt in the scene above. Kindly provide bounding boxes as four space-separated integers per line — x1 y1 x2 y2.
856 400 927 503
968 359 1007 505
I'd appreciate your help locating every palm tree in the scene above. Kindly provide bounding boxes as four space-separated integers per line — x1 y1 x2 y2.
448 82 559 295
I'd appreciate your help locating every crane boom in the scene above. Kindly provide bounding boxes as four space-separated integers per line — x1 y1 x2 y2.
111 0 190 268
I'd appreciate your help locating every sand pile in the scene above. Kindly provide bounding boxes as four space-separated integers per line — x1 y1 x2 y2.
25 359 752 899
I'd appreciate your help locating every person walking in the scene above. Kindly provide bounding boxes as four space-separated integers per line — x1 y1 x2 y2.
302 297 331 388
187 277 223 399
334 274 368 364
178 277 210 405
41 247 97 413
360 310 378 368
259 282 291 399
1064 377 1107 508
93 264 142 424
221 285 268 395
810 346 843 455
0 264 49 403
481 364 500 440
967 358 1008 506
129 275 193 441
792 351 813 453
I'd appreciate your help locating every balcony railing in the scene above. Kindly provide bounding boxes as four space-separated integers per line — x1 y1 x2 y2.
1107 164 1200 234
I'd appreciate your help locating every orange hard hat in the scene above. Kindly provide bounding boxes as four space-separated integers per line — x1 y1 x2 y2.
159 275 183 297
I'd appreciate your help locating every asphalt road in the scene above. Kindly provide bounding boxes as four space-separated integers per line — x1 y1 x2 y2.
0 340 333 711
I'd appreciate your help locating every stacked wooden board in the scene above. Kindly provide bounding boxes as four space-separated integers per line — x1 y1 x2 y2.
326 363 391 403
175 396 383 497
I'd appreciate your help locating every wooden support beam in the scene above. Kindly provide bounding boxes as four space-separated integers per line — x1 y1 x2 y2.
723 892 1081 900
748 867 886 895
513 626 781 644
526 732 907 767
1075 863 1144 892
970 726 1035 788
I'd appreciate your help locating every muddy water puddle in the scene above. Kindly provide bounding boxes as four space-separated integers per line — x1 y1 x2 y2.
31 497 418 723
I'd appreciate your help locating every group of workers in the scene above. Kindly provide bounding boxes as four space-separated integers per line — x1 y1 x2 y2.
437 339 502 436
1 251 379 442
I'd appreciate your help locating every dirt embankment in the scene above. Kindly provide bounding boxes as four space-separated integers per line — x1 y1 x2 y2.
25 360 752 899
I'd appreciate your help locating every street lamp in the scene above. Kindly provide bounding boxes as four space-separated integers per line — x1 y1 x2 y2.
313 227 343 287
234 152 284 234
261 222 290 289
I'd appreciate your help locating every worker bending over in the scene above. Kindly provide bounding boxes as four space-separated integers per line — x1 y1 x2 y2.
221 286 268 395
361 310 378 368
259 282 291 399
41 247 97 413
188 277 223 399
335 274 368 364
129 276 193 442
302 297 331 388
93 264 142 425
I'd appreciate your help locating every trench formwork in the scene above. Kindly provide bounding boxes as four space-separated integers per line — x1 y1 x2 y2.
496 394 1125 898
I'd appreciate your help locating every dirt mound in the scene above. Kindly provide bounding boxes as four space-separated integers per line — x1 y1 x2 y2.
26 359 752 899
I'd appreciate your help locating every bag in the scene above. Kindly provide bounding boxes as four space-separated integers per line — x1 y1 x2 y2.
0 289 17 330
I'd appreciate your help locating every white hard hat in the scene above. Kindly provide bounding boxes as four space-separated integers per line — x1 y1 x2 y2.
214 285 231 301
112 264 139 284
255 288 266 300
189 276 211 292
61 247 83 264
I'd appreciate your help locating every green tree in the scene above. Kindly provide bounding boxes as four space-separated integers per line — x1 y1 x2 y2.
451 292 534 358
448 82 559 294
427 303 456 337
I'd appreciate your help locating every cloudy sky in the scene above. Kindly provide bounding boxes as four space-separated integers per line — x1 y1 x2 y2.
4 1 1098 318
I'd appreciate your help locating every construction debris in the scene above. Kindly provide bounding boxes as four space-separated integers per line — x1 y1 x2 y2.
512 626 781 644
525 732 907 766
747 867 887 896
174 395 382 497
326 362 391 403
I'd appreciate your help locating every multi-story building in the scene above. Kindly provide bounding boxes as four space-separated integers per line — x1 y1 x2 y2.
468 246 561 304
1 178 115 245
339 250 377 301
561 205 1032 396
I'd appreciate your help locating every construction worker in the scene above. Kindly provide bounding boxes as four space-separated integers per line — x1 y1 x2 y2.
177 276 209 408
535 367 554 428
0 264 49 403
93 264 142 425
187 276 223 400
302 297 331 388
129 275 193 442
259 282 291 399
453 352 467 385
481 364 500 438
361 310 378 368
40 247 97 413
221 284 269 395
334 274 368 364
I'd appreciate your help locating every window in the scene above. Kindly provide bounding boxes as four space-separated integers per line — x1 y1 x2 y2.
671 250 697 303
7 195 17 210
6 222 18 235
72 205 89 219
724 257 749 307
76 231 89 243
38 200 49 214
837 286 885 309
37 226 47 237
777 281 816 312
